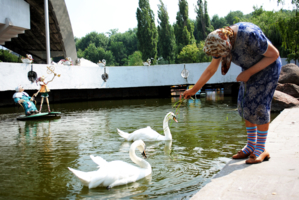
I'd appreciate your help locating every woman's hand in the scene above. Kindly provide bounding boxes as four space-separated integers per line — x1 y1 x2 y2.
236 70 252 82
183 89 196 99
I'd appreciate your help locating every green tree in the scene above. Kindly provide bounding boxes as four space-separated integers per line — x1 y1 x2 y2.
109 41 127 66
197 41 212 62
195 0 214 41
177 43 199 63
128 51 143 66
225 11 244 25
157 0 176 64
277 0 299 63
136 0 158 63
106 29 119 37
211 15 228 29
0 50 21 63
277 16 299 63
174 0 195 54
83 43 115 65
76 32 109 51
108 28 138 65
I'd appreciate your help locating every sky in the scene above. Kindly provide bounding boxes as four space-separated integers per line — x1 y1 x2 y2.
64 0 295 38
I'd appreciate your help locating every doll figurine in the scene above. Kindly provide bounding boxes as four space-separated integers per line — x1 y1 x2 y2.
34 74 56 113
13 85 39 116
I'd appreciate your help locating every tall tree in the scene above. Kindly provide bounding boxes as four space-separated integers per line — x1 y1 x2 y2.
211 15 228 30
76 32 109 52
157 0 176 64
195 0 213 41
136 0 158 62
225 11 244 25
277 0 299 63
174 0 195 54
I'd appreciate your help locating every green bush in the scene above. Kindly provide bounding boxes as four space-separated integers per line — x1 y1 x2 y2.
0 50 22 63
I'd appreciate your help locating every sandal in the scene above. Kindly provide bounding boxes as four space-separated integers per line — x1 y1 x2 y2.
246 150 270 164
232 150 251 159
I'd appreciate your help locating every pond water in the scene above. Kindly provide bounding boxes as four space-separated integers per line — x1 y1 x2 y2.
0 91 278 199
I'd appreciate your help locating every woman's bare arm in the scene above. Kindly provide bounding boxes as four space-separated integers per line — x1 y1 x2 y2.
183 58 221 99
236 43 279 82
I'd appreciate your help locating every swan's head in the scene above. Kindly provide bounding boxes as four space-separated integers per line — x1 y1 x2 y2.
135 140 147 159
167 112 178 123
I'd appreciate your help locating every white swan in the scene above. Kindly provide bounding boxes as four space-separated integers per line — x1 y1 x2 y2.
117 112 178 141
68 140 151 189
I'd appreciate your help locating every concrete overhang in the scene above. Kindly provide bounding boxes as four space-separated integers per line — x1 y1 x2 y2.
0 0 77 63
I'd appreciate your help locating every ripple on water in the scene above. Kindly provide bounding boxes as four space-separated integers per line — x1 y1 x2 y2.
0 97 279 199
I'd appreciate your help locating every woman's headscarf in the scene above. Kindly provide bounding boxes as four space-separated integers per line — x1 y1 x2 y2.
203 26 235 75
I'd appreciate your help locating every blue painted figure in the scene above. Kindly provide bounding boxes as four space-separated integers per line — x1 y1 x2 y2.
13 85 38 116
183 22 281 164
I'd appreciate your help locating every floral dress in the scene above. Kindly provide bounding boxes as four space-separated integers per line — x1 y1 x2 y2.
231 22 282 124
13 92 38 115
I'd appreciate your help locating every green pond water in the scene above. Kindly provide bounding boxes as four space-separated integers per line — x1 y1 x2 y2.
0 91 279 199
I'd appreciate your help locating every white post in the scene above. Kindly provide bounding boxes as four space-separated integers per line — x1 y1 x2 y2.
44 0 50 64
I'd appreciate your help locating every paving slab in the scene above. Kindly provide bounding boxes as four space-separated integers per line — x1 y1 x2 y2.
191 107 299 200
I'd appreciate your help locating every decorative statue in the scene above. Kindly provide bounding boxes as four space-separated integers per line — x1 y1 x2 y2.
34 73 56 113
143 58 151 66
21 54 34 64
98 59 106 67
13 85 38 116
59 57 72 65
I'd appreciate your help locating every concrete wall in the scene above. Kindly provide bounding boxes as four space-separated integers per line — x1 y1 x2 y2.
0 0 30 29
50 0 78 62
0 62 242 91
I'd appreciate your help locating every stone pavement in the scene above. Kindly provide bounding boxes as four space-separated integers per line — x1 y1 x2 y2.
191 107 299 200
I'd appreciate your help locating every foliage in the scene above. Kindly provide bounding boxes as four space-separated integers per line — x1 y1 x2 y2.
157 0 176 64
136 0 158 63
109 41 127 66
128 51 143 66
109 28 138 60
177 43 199 63
277 16 299 63
197 41 212 62
225 11 244 25
211 15 228 29
76 32 109 51
73 0 298 66
249 8 285 52
195 0 214 41
174 0 195 54
83 43 115 66
0 50 22 63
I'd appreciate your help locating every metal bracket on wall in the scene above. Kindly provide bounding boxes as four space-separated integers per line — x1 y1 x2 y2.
181 64 189 79
102 66 109 82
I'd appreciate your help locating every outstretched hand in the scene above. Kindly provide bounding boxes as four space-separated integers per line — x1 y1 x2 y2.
183 89 196 99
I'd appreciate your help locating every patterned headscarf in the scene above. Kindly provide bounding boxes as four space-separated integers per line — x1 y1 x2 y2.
203 27 235 75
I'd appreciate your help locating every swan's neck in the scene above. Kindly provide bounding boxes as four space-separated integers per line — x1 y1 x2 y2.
129 143 151 169
162 115 172 140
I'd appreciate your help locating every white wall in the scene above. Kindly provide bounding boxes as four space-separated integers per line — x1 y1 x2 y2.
0 62 241 91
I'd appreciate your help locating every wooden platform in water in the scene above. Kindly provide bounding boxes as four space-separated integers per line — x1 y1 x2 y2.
17 112 61 121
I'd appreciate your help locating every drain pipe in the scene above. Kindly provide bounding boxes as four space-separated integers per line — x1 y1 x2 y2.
44 0 51 64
